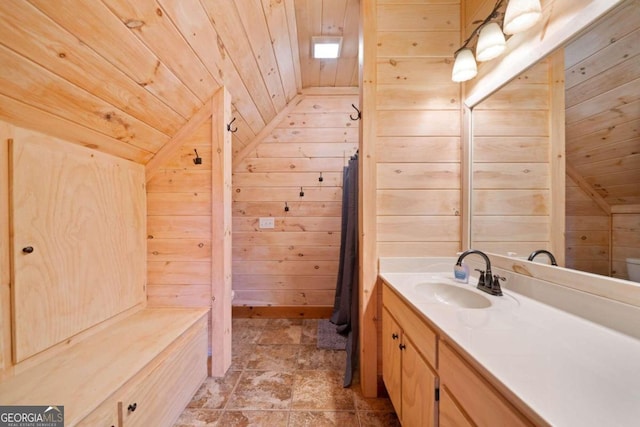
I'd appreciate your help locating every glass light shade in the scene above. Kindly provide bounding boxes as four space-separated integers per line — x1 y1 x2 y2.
476 22 506 62
451 48 477 82
503 0 542 35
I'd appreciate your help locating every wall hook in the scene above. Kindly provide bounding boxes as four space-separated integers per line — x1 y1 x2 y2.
299 187 305 197
350 104 361 121
193 149 202 165
318 172 323 182
284 202 289 212
226 117 238 133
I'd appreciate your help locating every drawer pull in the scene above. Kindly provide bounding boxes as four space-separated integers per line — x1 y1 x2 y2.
392 333 399 340
128 403 137 413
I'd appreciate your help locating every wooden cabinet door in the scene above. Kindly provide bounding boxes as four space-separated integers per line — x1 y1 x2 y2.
401 335 437 427
440 386 473 427
382 307 402 417
10 136 145 361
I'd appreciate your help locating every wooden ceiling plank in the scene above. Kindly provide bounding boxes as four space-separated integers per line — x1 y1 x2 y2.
334 0 359 87
0 1 184 136
284 0 303 93
201 0 277 124
233 0 286 112
566 99 640 139
28 0 201 119
0 44 169 152
566 119 640 154
564 0 640 68
566 56 640 108
232 94 305 168
0 93 152 163
157 0 266 135
145 99 213 182
565 28 640 90
296 0 322 88
261 0 299 103
100 0 218 103
566 77 640 125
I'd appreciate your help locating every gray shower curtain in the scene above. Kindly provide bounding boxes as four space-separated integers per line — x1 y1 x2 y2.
330 152 358 387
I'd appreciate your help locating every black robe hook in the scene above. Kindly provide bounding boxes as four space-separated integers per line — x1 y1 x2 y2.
350 104 361 121
227 117 238 133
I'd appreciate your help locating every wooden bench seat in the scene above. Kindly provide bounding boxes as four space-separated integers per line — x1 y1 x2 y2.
0 307 209 427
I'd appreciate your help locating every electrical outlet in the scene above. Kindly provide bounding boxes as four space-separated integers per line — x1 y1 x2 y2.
259 217 275 229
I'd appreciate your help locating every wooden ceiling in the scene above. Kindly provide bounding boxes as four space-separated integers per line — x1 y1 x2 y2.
564 0 640 208
0 0 359 164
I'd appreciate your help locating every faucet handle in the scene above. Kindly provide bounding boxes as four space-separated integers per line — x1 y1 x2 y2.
491 274 505 296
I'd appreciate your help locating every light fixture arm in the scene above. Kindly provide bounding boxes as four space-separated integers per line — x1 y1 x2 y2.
454 0 505 56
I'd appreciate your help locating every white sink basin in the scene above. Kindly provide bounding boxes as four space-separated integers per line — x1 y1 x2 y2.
414 282 492 309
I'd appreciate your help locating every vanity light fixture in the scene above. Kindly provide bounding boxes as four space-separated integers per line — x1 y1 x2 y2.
452 48 478 82
503 0 542 35
476 22 507 62
312 36 343 59
451 0 542 82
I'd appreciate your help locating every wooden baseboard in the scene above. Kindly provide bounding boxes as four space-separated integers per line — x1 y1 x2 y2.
232 306 333 319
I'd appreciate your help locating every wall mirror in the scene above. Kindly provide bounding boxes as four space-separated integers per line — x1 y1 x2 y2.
469 0 640 281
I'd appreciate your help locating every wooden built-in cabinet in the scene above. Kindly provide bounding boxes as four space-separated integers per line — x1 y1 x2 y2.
382 282 536 427
1 128 209 426
382 286 438 427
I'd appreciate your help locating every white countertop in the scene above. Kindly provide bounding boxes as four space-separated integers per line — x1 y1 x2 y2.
380 261 640 427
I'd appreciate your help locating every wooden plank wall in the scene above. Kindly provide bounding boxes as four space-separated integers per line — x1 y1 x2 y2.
146 119 213 310
232 94 358 307
565 175 610 275
375 0 462 257
471 61 552 256
612 212 640 279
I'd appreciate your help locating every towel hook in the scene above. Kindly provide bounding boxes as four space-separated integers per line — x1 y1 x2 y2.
193 149 202 165
350 104 361 121
226 117 238 133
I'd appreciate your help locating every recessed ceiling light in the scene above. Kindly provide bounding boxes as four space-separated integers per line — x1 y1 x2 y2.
312 36 343 59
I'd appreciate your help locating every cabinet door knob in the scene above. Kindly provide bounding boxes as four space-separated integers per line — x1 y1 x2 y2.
399 343 406 350
392 333 399 340
22 246 34 254
127 403 137 413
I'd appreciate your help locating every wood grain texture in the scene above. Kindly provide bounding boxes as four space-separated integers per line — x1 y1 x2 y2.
0 308 208 426
232 94 356 308
471 59 552 255
0 123 11 376
11 130 146 362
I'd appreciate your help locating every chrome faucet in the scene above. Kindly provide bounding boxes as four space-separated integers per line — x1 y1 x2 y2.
527 249 558 266
456 249 504 296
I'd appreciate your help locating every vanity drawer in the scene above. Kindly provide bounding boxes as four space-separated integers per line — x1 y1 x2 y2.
383 283 437 368
440 341 534 427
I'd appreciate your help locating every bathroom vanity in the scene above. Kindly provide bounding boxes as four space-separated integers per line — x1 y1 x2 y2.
380 255 640 427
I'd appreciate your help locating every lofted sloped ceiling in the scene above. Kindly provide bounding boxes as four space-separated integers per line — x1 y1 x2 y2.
0 0 359 164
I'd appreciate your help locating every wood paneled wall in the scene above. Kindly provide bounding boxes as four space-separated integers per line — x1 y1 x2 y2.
146 119 213 309
565 175 610 275
471 61 552 256
232 94 358 307
375 0 462 257
612 212 640 279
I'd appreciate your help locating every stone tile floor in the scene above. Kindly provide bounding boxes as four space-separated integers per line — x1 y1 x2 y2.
174 318 400 427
